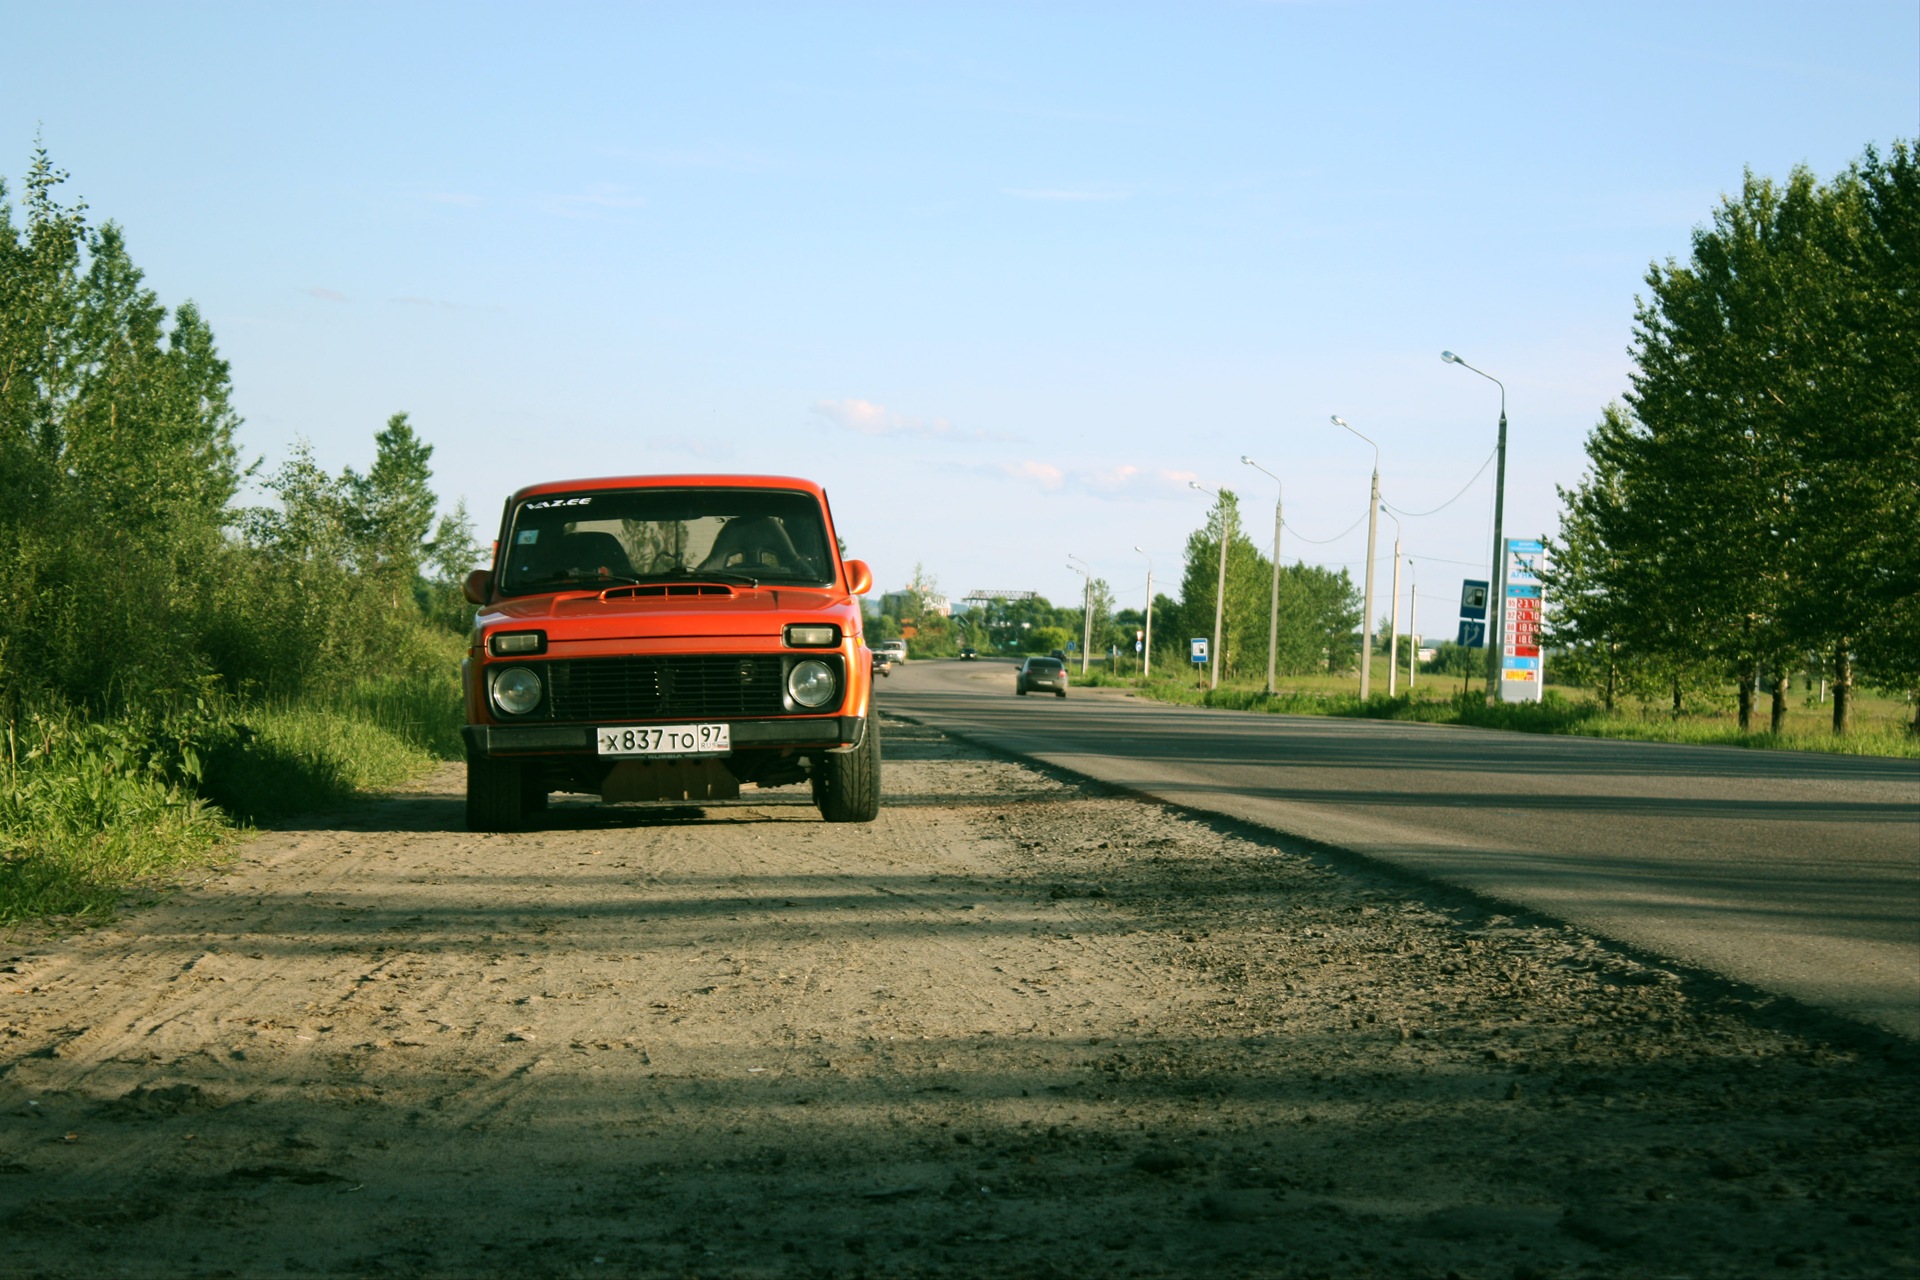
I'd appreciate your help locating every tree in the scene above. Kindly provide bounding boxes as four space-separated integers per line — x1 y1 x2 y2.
1180 490 1272 681
346 412 437 590
1551 141 1920 733
0 148 243 713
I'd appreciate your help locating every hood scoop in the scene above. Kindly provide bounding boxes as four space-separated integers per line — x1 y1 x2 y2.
597 583 736 602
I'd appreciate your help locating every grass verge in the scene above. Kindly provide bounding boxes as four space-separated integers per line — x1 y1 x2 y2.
1079 671 1920 758
2 668 463 925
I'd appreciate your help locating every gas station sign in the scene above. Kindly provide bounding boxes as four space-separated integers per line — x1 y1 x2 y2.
1457 579 1488 649
1499 540 1545 703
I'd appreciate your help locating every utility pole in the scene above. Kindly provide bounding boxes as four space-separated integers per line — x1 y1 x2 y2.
1188 482 1231 690
1384 508 1402 697
1442 352 1508 704
1334 417 1381 699
1407 557 1418 692
1134 546 1154 680
1067 555 1093 675
1242 457 1282 695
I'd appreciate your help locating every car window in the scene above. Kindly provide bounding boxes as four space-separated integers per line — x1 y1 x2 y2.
1028 659 1062 672
500 488 834 593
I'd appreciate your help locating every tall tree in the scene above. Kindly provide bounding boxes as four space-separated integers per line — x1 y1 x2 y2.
346 412 437 588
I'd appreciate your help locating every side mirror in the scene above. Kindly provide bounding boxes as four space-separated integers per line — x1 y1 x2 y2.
843 559 873 595
462 569 494 605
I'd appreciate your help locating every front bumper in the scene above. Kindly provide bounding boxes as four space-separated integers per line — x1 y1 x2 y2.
465 716 866 757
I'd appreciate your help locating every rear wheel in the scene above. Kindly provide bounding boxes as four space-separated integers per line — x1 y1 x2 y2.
1016 683 1027 696
1056 689 1067 698
466 755 528 832
814 719 881 823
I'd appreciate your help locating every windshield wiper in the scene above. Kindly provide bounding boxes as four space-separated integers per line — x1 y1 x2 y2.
523 571 643 589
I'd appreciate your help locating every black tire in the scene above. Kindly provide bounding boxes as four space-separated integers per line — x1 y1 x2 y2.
466 754 528 832
1016 684 1028 696
814 718 881 823
1056 689 1066 698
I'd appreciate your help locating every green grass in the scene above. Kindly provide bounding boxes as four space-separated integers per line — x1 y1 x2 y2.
1078 661 1920 759
2 667 465 925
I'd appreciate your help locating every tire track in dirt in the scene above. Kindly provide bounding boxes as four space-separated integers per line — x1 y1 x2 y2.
1 716 1914 1279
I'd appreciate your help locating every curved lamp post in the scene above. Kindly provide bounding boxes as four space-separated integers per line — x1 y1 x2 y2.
1442 350 1508 700
1133 545 1154 679
1189 480 1231 690
1065 556 1092 675
1406 553 1418 692
1380 505 1402 697
1332 416 1381 699
1241 456 1283 695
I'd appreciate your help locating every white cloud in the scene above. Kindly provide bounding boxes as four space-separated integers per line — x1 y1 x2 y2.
811 398 1011 443
995 460 1197 501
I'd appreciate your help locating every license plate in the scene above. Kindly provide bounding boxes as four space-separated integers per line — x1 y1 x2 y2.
596 724 731 757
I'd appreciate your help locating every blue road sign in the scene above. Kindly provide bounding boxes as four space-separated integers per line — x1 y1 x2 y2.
1456 620 1486 648
1460 579 1489 621
1190 637 1209 664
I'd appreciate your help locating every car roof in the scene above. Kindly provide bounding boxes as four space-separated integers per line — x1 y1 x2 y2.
510 474 828 504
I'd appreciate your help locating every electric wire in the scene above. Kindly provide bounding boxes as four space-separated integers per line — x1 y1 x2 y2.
1380 447 1498 518
1281 510 1369 545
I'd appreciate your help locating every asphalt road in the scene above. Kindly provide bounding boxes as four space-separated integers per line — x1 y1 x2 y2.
879 658 1920 1039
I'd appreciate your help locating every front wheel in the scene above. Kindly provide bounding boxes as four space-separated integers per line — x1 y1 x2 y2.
814 719 881 823
466 755 528 832
1056 689 1067 698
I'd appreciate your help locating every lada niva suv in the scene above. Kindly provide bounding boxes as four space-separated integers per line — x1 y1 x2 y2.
459 474 879 831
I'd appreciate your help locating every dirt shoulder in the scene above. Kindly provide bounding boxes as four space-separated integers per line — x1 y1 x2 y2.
1 716 1915 1279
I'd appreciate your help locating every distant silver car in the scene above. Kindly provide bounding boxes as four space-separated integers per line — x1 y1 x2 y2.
1016 656 1067 698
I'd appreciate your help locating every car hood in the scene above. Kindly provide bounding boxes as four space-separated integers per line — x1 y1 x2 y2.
481 586 852 641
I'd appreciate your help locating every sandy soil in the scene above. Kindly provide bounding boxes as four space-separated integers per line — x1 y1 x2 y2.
1 715 1915 1279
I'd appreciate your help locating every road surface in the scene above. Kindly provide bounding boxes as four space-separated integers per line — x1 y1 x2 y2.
882 659 1920 1038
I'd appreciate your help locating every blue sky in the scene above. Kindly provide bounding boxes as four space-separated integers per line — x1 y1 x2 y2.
6 2 1915 640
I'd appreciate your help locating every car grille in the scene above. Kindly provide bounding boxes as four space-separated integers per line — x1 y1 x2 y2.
546 655 790 720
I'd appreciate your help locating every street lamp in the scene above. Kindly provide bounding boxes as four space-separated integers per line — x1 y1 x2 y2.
1380 505 1402 697
1133 545 1154 679
1331 416 1381 699
1442 350 1508 701
1406 554 1419 693
1241 456 1282 696
1065 557 1092 675
1189 480 1231 691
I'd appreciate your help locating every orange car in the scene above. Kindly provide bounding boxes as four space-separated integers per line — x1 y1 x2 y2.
459 474 879 831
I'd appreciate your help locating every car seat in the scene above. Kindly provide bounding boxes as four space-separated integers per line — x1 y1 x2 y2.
528 530 635 582
699 516 802 574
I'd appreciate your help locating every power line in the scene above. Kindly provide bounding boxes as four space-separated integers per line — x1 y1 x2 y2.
1381 447 1498 518
1282 510 1369 545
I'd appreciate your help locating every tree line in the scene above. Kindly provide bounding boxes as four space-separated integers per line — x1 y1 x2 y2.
0 147 478 725
1545 140 1919 733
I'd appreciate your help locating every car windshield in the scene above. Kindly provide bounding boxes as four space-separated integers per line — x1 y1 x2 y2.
499 487 835 594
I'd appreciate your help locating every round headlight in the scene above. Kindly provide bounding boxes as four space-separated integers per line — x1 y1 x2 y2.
491 666 543 716
787 659 837 708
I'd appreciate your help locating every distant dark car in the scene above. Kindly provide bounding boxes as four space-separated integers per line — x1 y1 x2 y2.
959 647 977 660
871 650 894 678
1049 649 1068 662
1016 656 1067 698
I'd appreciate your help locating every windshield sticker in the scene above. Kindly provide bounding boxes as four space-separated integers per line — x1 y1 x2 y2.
525 497 592 510
515 530 540 545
